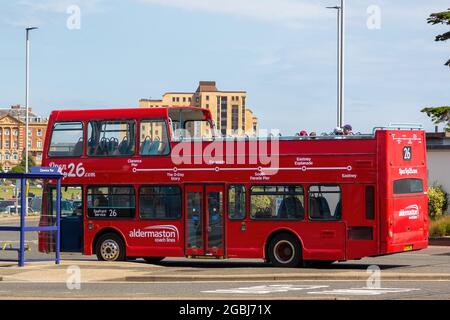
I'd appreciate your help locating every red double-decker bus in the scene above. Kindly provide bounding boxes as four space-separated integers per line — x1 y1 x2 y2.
39 107 428 267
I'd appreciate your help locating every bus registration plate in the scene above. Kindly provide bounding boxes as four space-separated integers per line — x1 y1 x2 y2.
403 245 413 251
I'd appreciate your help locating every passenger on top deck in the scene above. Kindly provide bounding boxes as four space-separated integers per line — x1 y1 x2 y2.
343 124 353 135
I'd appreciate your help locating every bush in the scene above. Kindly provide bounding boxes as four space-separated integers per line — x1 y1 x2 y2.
429 215 450 237
428 184 448 218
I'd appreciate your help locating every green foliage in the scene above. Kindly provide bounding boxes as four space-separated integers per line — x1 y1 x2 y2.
429 215 450 237
427 8 450 66
421 106 450 131
428 185 448 218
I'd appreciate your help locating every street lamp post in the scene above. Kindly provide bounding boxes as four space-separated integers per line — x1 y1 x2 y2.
327 0 345 128
25 27 38 173
339 0 345 128
326 6 341 127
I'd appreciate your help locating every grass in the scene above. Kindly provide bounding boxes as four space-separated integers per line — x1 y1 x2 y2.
429 215 450 237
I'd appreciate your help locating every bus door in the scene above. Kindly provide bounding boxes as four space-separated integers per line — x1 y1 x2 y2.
185 184 225 257
345 184 378 260
39 185 83 253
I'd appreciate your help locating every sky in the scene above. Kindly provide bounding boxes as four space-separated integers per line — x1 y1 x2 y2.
0 0 449 135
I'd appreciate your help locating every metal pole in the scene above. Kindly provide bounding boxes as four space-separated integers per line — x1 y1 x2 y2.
327 6 341 128
339 0 345 127
25 27 38 173
56 177 61 265
337 8 341 127
19 177 26 266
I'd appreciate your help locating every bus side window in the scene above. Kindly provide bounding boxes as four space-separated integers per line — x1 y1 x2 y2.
140 120 170 156
365 186 375 220
308 185 341 221
48 122 84 157
87 121 135 157
228 185 246 220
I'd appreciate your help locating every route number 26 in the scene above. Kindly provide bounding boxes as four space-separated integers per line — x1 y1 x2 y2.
402 146 412 161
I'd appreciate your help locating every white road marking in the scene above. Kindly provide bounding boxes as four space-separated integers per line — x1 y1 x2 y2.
308 287 420 296
202 284 329 294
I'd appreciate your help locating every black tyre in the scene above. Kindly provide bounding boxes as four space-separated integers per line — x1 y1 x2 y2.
305 260 335 268
267 233 302 268
95 233 126 261
143 257 165 263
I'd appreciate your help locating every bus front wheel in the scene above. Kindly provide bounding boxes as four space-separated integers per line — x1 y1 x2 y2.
95 233 126 262
267 234 302 268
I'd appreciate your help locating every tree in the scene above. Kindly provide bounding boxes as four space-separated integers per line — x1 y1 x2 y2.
421 106 450 132
422 10 450 130
427 8 450 67
10 152 36 173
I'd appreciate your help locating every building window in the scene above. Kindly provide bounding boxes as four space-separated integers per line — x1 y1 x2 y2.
88 120 135 157
183 97 186 102
28 141 32 148
196 97 199 103
232 105 239 131
206 104 209 109
28 129 32 136
49 122 84 157
139 186 181 219
235 96 239 101
37 129 42 136
5 129 10 135
87 186 135 218
250 185 304 220
308 185 341 221
37 140 42 149
12 153 18 161
176 97 180 102
228 185 246 220
5 153 10 160
172 97 176 102
242 104 246 131
5 141 10 149
13 129 18 136
206 95 210 101
13 140 18 149
36 152 42 161
220 97 228 135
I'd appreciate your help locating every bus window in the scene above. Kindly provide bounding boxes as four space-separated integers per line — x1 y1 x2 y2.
139 186 181 219
228 185 246 220
48 122 83 157
139 120 170 156
308 185 341 221
87 121 135 157
365 186 375 220
250 185 304 220
87 186 135 218
393 179 423 194
184 120 214 139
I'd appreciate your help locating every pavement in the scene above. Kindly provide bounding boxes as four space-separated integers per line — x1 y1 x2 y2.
1 246 450 283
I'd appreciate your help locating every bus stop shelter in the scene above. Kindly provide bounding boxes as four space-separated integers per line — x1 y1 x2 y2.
0 167 62 266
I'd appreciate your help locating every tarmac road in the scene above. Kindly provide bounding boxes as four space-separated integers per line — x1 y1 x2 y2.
1 217 450 300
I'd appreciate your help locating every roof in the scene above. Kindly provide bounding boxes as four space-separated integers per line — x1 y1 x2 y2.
426 132 450 150
49 106 212 122
196 81 218 93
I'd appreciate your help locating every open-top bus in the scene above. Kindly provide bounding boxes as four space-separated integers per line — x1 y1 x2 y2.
39 106 428 267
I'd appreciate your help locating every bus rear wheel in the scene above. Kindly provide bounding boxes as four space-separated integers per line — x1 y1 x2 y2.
95 233 125 261
143 257 165 263
268 234 302 268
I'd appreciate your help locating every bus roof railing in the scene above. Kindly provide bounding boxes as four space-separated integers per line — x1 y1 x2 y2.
373 123 423 133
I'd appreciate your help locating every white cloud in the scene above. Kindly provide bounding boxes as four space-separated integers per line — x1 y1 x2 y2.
139 0 328 28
